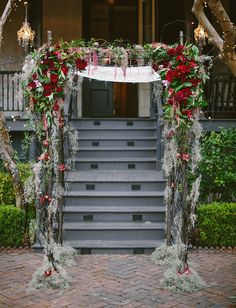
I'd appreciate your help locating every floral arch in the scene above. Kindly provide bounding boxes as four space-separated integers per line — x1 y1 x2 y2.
21 40 209 289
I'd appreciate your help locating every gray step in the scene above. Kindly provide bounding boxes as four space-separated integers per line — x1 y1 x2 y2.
71 118 156 129
66 181 165 191
78 138 157 147
78 128 156 138
74 147 156 158
70 157 159 170
65 191 164 206
63 222 165 241
64 205 165 222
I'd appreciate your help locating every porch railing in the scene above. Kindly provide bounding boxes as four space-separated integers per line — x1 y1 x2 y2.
0 71 24 112
205 73 236 118
0 71 235 119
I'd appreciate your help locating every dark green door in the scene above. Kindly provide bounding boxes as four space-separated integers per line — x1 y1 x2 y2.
82 79 114 117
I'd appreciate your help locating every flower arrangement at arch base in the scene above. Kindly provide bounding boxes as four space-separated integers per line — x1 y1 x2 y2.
21 40 209 290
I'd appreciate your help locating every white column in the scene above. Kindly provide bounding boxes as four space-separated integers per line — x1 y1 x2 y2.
138 83 151 117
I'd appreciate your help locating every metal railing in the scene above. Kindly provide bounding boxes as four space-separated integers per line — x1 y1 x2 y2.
0 71 23 112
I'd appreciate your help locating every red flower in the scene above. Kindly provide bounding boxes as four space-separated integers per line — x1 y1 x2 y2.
182 153 190 161
176 45 184 54
44 269 52 277
175 88 192 102
176 55 186 63
43 84 53 97
56 86 63 93
75 58 88 70
177 65 191 74
152 63 159 72
32 73 38 80
167 48 176 56
50 74 58 84
53 101 60 112
61 64 69 75
58 163 67 172
40 194 52 205
188 78 201 87
38 152 50 161
182 109 193 119
42 139 49 147
59 116 64 128
28 81 36 89
166 70 178 82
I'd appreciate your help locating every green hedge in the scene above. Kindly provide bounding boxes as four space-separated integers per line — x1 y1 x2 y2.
197 203 236 247
0 205 26 247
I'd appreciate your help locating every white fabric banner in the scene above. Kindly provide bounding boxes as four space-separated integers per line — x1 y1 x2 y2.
76 65 160 83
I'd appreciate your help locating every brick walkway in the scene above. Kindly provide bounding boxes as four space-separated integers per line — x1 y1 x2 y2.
0 250 235 307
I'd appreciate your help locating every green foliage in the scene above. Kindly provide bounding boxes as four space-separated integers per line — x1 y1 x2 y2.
197 203 236 247
0 205 25 247
0 173 15 205
199 128 236 202
0 162 34 206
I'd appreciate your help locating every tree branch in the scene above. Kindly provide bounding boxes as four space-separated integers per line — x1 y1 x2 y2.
192 0 236 76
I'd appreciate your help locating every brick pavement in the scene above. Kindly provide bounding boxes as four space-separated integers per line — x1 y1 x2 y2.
0 249 235 307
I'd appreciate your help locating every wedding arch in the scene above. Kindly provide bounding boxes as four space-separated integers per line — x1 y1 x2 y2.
21 40 209 289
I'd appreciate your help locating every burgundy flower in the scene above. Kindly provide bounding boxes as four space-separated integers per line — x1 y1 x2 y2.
40 194 52 205
61 64 69 75
176 45 184 54
166 70 178 82
75 58 88 71
56 86 63 93
53 102 60 112
176 55 186 63
177 65 191 74
175 88 192 102
43 84 53 97
38 152 50 161
152 63 159 72
167 48 176 56
28 81 37 89
182 109 193 119
58 163 67 172
32 73 38 80
50 74 58 84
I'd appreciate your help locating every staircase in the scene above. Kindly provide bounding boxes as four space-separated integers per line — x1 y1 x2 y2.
63 118 165 253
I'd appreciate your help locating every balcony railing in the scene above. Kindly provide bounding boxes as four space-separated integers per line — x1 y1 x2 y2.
0 71 23 113
205 73 236 118
0 71 235 119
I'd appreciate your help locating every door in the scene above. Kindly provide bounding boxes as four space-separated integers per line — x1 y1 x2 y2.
83 79 114 117
82 0 138 118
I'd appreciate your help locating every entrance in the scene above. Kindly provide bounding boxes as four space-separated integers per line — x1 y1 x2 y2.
82 0 138 118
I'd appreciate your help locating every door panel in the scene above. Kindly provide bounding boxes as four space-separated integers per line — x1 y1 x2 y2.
83 79 113 117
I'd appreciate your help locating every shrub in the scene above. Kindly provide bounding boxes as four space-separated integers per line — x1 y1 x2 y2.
197 203 236 247
199 128 236 202
0 205 25 247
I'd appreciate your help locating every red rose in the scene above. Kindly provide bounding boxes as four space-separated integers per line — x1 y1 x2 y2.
175 88 192 102
189 78 201 87
28 81 36 89
53 102 60 112
56 86 63 93
32 73 38 80
61 64 69 75
43 84 53 96
176 55 186 63
50 74 58 84
166 70 178 82
176 45 184 54
75 58 88 70
182 109 193 119
152 63 159 72
177 65 191 74
58 163 67 172
167 48 176 56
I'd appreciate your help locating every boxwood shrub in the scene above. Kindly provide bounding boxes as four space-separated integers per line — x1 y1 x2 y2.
197 203 236 247
0 205 25 247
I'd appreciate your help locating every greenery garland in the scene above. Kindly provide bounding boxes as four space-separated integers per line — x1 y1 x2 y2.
21 40 209 289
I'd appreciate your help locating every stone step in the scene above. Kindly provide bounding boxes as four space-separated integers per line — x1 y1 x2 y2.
78 128 156 138
63 240 163 254
71 118 156 129
63 222 165 241
74 147 156 158
78 137 157 147
70 157 159 170
64 205 165 222
65 192 164 207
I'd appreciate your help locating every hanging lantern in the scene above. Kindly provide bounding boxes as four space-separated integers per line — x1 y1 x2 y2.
194 23 208 46
17 2 35 50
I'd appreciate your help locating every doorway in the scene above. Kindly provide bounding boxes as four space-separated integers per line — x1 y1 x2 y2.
82 0 138 118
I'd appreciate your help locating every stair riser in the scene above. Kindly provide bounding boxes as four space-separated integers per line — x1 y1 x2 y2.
74 161 157 170
64 212 165 223
75 150 156 158
78 140 157 147
82 248 155 254
63 229 165 241
72 119 156 129
67 182 165 191
78 130 156 138
65 196 164 206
